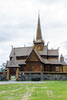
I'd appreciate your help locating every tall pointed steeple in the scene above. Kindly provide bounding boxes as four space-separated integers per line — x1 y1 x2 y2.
33 14 44 51
36 13 42 41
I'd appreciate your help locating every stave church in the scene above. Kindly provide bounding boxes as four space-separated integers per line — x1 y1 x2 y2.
6 15 67 81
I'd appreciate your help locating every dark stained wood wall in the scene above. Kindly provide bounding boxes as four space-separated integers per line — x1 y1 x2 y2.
26 62 43 72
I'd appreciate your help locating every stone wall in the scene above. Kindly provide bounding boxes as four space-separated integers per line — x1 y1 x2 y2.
18 73 67 81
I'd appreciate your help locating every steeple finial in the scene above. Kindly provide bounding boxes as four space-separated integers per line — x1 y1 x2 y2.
36 13 42 41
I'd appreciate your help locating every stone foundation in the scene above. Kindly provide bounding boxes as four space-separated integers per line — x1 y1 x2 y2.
18 73 67 81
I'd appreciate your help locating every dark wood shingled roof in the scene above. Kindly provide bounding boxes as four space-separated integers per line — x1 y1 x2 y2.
7 50 20 68
10 47 33 57
48 49 59 56
25 48 50 65
10 46 59 57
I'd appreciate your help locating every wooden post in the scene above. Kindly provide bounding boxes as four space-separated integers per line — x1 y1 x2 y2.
7 68 9 80
16 68 19 80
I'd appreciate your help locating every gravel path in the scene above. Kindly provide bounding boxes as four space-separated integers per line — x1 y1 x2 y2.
0 81 45 84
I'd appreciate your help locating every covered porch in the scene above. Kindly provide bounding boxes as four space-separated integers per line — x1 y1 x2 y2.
7 66 19 81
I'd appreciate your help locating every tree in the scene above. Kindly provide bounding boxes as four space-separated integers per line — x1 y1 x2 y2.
0 63 6 72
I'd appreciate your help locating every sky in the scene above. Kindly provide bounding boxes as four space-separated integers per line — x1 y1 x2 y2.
0 0 67 65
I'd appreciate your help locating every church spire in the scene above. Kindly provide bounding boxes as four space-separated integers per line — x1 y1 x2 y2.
33 13 44 51
36 13 42 41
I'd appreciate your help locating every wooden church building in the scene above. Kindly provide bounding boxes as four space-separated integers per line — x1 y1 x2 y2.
6 15 67 81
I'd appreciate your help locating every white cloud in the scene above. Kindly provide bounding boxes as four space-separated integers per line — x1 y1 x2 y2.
0 0 67 64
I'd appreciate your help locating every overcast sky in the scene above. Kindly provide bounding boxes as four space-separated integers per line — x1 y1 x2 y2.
0 0 67 65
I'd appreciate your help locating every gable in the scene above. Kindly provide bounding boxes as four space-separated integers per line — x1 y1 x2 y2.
26 50 40 62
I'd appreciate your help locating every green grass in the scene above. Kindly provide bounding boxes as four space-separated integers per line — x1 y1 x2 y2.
0 81 67 100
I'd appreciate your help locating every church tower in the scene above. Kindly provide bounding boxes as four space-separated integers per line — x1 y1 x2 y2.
33 14 44 51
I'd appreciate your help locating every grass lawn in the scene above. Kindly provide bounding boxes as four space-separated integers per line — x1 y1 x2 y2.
0 81 67 100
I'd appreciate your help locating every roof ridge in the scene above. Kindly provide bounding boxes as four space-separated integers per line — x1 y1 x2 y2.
13 46 33 49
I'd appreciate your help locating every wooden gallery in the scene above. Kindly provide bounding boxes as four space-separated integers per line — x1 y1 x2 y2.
6 15 67 81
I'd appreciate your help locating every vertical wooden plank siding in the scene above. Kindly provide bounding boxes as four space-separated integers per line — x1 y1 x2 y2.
16 68 19 80
7 68 9 80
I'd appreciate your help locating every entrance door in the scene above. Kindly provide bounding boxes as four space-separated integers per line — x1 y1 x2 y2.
10 68 16 80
